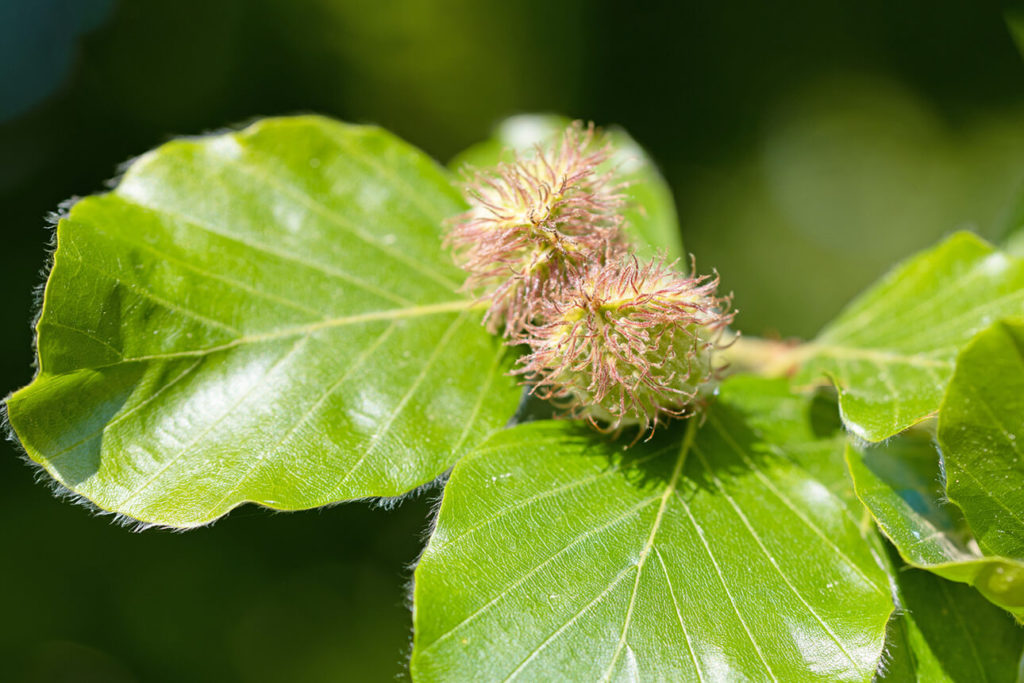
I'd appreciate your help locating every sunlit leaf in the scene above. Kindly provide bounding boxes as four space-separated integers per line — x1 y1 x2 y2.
797 232 1024 442
6 116 520 527
412 379 892 681
1007 228 1024 258
846 439 1024 619
449 113 683 260
939 318 1024 559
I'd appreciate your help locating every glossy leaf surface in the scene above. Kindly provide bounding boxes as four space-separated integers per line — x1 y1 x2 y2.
717 376 857 511
6 116 520 527
939 319 1024 558
450 113 683 260
797 232 1024 441
846 441 1024 619
412 379 893 682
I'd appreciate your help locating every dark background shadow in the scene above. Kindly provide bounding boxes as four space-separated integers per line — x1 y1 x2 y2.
2 1 1024 680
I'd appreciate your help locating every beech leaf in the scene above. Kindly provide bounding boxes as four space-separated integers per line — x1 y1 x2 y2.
412 379 893 682
846 440 1024 619
797 232 1024 442
878 554 1024 682
939 318 1024 559
6 116 521 527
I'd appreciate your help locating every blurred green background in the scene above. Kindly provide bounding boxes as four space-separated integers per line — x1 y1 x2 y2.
2 1 1023 680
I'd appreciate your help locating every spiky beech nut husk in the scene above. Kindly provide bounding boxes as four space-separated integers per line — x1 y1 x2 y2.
446 121 628 336
515 256 735 436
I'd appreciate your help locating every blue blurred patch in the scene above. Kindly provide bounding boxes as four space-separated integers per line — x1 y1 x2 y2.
0 0 113 122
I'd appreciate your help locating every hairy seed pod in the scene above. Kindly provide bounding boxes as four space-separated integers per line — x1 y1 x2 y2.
446 121 627 336
515 256 735 436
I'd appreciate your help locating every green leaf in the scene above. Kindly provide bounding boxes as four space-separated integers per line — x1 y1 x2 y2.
450 114 683 260
1007 9 1024 67
939 319 1024 559
412 380 893 681
796 232 1024 442
846 439 1024 619
1007 228 1024 258
6 115 521 528
716 376 859 511
878 550 1024 682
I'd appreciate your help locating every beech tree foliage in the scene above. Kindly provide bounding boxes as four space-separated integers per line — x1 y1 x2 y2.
6 114 1024 681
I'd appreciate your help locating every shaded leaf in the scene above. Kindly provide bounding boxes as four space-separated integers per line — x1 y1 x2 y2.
6 116 520 527
1007 9 1024 67
450 114 683 260
939 319 1024 558
412 379 892 682
717 376 857 511
796 232 1024 442
878 547 1024 683
846 440 1024 619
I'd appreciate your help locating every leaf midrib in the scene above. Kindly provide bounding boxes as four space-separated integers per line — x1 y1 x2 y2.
599 419 697 681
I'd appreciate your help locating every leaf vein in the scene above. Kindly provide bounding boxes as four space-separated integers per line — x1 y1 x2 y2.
707 414 885 595
502 564 637 682
335 310 469 488
421 494 662 653
214 148 460 292
449 344 508 456
692 442 861 669
601 419 696 681
70 257 242 336
675 489 778 682
114 195 414 307
76 300 473 368
114 335 311 511
202 320 399 516
85 207 330 318
428 444 675 556
654 548 705 683
45 357 205 464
